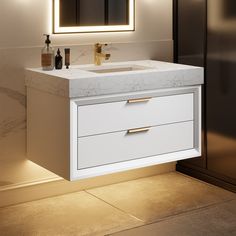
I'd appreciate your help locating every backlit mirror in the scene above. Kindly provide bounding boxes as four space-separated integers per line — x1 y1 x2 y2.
53 0 135 34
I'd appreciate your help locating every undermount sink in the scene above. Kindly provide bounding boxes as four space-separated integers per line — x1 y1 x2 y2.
84 65 153 74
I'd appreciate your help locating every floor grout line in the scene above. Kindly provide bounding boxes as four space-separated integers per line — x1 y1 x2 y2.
84 190 145 224
109 198 236 235
84 173 236 236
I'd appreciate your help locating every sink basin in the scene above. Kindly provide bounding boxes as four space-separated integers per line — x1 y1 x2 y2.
84 65 153 74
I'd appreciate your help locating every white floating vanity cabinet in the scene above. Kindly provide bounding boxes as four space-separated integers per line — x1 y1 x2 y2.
26 60 204 181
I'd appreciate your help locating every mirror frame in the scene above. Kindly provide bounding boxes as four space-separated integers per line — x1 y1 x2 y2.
53 0 135 34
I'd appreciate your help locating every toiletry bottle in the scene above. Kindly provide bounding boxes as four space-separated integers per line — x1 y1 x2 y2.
55 48 63 69
41 34 54 70
64 48 70 69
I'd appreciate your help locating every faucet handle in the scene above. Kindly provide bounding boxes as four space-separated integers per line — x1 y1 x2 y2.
105 53 111 60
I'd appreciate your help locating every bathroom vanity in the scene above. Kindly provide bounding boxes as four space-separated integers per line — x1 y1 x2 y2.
25 60 204 181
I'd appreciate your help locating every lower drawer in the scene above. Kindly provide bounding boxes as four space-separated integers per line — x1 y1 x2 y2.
77 121 194 169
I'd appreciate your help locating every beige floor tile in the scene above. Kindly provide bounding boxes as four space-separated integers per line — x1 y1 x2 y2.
87 172 236 223
0 191 143 236
111 199 236 236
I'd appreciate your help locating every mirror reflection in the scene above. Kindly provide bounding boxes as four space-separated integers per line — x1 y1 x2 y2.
60 0 129 26
54 0 135 33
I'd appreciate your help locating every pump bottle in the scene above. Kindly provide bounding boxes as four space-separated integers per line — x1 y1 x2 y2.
41 34 54 70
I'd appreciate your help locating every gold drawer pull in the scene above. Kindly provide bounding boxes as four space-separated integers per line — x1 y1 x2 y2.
127 126 151 134
127 97 152 104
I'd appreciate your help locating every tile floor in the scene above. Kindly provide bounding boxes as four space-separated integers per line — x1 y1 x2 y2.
112 199 236 236
0 172 235 236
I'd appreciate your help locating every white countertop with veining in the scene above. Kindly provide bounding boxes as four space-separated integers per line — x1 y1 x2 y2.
25 60 204 98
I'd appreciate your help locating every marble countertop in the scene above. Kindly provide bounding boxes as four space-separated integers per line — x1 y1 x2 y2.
25 60 204 98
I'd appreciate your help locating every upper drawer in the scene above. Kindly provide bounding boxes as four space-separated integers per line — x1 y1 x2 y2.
78 93 193 137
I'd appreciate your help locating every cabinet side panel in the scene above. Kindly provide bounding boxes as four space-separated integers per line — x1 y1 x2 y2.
27 88 70 180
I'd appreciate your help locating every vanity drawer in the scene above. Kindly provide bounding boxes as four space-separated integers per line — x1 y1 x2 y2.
77 121 194 169
78 93 194 137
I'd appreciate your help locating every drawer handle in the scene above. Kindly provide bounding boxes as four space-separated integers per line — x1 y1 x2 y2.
127 126 151 134
127 97 152 104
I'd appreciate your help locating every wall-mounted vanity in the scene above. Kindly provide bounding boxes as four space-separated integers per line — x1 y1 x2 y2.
53 0 135 33
25 60 203 181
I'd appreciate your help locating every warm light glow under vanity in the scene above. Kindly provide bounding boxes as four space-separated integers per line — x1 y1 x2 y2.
25 60 204 181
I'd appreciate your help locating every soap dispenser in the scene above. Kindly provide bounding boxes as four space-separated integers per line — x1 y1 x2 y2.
41 34 54 71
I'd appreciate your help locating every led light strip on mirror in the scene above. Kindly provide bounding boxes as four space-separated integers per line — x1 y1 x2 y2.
53 0 135 34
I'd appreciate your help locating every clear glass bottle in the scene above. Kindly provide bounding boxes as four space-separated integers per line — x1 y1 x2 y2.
41 34 54 71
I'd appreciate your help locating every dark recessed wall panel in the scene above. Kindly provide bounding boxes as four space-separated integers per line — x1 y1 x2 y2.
78 0 105 26
175 0 236 190
60 0 77 26
108 0 128 25
207 0 236 181
177 0 206 67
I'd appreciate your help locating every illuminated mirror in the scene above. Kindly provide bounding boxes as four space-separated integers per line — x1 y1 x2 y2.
53 0 135 33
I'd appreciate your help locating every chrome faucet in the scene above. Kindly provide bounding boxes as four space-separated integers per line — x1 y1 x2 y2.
94 43 111 66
